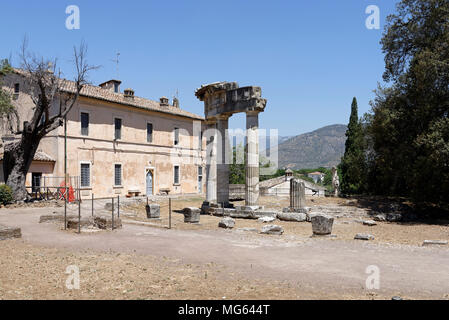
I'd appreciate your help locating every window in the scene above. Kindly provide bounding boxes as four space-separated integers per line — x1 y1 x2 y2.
174 165 180 185
114 83 119 93
81 112 89 136
80 163 91 188
174 127 179 146
114 118 122 140
147 123 153 143
14 83 20 94
114 164 122 186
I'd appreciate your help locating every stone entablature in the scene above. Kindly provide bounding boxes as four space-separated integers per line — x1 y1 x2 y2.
196 82 267 207
195 82 266 119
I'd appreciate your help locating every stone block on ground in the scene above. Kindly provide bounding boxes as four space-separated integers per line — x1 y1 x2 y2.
277 212 307 222
373 214 386 222
306 212 319 222
386 213 402 222
422 240 448 246
363 220 377 226
260 225 284 235
39 214 77 223
146 204 161 219
258 216 276 223
236 228 259 233
66 217 94 230
183 207 201 223
354 233 375 241
208 207 236 217
311 214 334 235
218 217 235 229
94 216 122 230
282 207 309 214
0 225 22 240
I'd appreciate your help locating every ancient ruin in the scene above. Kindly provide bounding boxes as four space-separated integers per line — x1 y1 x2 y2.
195 82 267 209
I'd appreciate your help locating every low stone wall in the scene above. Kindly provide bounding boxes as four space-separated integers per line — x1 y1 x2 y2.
0 225 22 240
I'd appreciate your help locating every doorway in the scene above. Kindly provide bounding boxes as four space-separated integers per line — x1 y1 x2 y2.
146 170 154 196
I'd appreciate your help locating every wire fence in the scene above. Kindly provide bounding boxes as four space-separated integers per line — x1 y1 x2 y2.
60 194 205 234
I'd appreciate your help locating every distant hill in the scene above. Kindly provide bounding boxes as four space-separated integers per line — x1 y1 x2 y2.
274 124 347 169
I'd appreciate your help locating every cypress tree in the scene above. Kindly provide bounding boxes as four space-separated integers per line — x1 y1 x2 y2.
339 97 365 194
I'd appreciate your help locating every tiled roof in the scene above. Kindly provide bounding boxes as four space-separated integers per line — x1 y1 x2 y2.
13 69 204 121
0 150 55 162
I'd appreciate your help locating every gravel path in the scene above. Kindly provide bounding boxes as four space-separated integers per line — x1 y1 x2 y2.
1 207 449 299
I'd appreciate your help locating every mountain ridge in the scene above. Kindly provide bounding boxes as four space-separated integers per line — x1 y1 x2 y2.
274 124 347 169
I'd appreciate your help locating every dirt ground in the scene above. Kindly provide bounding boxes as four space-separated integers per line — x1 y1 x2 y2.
0 240 305 300
1 196 449 300
122 196 449 247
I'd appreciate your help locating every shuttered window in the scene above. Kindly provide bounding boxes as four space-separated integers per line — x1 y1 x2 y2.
80 163 90 187
114 118 122 140
174 166 180 185
114 164 122 186
147 123 153 143
174 127 179 146
81 112 89 136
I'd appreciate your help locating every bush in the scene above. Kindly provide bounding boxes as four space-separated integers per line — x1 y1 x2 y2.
0 184 13 205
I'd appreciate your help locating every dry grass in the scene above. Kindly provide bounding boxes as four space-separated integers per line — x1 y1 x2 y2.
122 196 449 246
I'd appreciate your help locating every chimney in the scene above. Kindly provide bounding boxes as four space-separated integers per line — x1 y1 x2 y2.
99 80 122 93
124 88 135 99
160 97 169 107
172 97 179 108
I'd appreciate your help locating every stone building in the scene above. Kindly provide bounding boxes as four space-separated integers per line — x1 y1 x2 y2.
0 70 206 199
259 173 326 197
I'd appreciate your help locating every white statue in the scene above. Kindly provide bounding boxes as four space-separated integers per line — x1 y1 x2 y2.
332 166 340 197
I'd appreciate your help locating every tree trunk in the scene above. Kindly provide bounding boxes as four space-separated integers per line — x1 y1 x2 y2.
3 132 41 201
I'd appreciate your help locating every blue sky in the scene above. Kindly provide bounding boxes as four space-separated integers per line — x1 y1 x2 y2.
0 0 397 136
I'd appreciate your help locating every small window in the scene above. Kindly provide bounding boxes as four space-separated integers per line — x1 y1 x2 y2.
174 127 179 146
81 112 89 136
80 163 91 188
14 83 20 94
114 164 122 186
114 118 122 140
174 165 180 185
114 83 119 93
147 123 153 143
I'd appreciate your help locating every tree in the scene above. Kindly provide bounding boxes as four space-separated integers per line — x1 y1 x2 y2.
366 0 449 203
339 97 366 194
3 40 97 201
0 59 18 141
229 144 245 184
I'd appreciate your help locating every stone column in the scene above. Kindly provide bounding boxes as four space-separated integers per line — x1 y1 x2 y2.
290 179 306 210
216 115 231 206
245 111 260 206
204 119 217 205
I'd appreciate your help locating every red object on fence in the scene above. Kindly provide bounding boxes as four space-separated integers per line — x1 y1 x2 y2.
59 181 75 203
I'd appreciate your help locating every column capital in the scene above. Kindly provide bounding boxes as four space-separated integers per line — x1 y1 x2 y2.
217 114 231 121
205 118 217 125
246 110 260 117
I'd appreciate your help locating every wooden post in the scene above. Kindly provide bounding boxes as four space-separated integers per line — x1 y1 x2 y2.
64 187 67 230
78 198 81 234
112 197 115 230
169 198 172 230
117 196 120 218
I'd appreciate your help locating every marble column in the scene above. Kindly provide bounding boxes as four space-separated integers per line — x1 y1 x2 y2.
245 111 260 206
204 119 217 205
290 179 306 210
216 115 231 206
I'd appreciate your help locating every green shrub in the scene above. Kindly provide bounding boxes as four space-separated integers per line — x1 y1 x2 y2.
0 184 13 205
